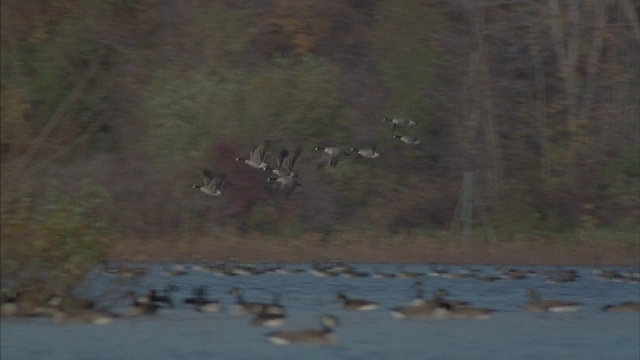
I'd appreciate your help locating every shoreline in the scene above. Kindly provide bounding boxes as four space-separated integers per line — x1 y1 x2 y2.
108 235 640 266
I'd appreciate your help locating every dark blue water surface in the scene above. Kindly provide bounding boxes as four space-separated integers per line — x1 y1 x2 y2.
2 264 639 360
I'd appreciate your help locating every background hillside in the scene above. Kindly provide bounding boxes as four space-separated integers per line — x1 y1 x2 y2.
2 1 638 287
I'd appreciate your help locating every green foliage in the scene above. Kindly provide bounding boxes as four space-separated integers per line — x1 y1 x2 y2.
1 1 638 252
372 1 439 117
1 178 112 293
143 68 242 161
243 201 280 234
187 2 254 61
491 193 544 240
21 44 71 126
605 145 640 184
0 67 32 157
278 56 351 139
144 55 350 163
242 200 305 237
323 162 397 208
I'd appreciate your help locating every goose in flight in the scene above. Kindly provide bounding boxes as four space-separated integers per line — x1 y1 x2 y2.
193 169 225 197
236 140 270 170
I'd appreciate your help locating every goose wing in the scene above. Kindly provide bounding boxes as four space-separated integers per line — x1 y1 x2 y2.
203 168 215 186
317 152 330 170
284 147 302 173
213 172 226 191
276 149 289 172
251 140 270 162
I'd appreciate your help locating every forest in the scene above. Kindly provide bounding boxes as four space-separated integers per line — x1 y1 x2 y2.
1 1 639 290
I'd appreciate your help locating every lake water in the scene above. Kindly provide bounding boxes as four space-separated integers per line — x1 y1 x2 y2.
2 263 639 360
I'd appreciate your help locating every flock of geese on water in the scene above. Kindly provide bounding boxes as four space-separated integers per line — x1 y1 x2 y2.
2 261 639 346
193 117 420 197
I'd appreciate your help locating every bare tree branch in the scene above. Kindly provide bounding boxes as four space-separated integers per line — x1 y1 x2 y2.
14 49 106 175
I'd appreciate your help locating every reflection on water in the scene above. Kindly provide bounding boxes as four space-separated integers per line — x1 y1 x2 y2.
2 264 639 360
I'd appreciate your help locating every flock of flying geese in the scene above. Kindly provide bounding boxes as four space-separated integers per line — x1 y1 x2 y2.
192 117 421 197
2 262 638 346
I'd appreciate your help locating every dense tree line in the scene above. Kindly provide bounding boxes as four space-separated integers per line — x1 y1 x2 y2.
2 0 638 270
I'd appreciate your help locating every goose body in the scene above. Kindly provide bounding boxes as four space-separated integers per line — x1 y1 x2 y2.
270 173 301 195
271 148 301 177
163 264 188 277
336 293 379 311
268 148 302 195
390 302 450 320
193 169 225 197
383 117 416 127
315 146 349 169
251 306 286 327
522 289 582 313
229 288 283 316
391 283 451 320
184 286 221 313
236 141 270 170
147 289 174 308
1 301 19 317
51 309 117 325
123 291 159 316
430 288 471 309
393 134 421 145
351 145 380 159
266 315 338 345
602 301 640 313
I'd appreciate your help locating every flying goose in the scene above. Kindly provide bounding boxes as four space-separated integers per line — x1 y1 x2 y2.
270 172 301 196
193 169 225 197
522 289 582 313
393 134 421 145
236 140 270 170
336 293 379 311
383 117 416 133
383 117 416 127
266 315 339 345
350 145 380 159
315 145 350 170
271 148 302 178
267 148 303 195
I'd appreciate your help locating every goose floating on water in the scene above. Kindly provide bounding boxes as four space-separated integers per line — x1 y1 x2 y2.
266 315 339 345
